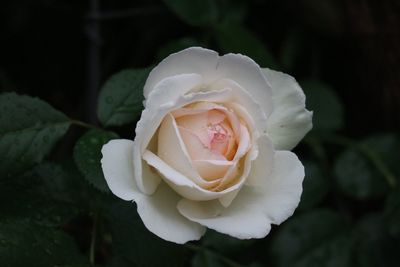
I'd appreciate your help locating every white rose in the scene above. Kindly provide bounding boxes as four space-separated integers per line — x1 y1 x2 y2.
101 47 312 244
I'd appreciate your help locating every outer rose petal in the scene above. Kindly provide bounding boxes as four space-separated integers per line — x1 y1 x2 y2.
101 139 142 201
101 140 205 244
263 68 313 150
177 148 304 239
136 183 206 244
144 47 273 117
144 47 219 99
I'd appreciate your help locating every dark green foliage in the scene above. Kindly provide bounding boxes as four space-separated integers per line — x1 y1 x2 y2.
74 129 118 192
0 93 70 177
0 219 87 267
271 210 353 267
298 160 329 210
334 148 388 199
215 24 278 69
301 81 344 132
191 250 226 267
106 201 189 267
97 69 151 127
353 214 400 267
162 0 218 27
1 1 399 266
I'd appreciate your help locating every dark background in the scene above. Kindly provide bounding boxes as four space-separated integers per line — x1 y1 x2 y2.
1 0 400 266
1 0 399 132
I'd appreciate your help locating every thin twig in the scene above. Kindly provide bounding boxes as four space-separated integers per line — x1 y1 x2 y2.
90 213 99 265
70 119 100 129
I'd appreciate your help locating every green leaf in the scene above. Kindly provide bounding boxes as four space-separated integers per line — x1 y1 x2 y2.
34 162 84 204
385 189 400 237
74 129 118 193
203 230 255 254
334 147 389 200
353 214 400 267
271 209 353 267
298 160 329 210
362 134 400 179
157 37 201 61
0 168 79 227
0 93 70 177
191 250 226 267
97 68 150 127
0 219 86 267
107 201 189 267
162 0 218 27
301 81 343 132
215 24 278 69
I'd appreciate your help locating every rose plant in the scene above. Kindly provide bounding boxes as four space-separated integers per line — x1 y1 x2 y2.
101 47 312 244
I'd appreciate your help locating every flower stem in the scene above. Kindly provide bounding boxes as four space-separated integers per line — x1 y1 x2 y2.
71 119 99 129
89 213 99 266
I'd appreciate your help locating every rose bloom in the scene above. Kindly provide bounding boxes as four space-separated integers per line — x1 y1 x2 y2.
101 47 312 244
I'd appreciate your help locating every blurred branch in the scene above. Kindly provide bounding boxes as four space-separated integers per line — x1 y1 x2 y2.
90 212 99 265
85 6 164 20
85 0 101 124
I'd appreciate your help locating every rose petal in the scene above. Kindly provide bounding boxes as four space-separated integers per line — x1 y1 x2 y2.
245 135 274 186
263 68 313 150
209 78 268 133
143 150 220 200
177 199 271 239
192 160 234 181
179 127 226 161
134 88 234 194
136 183 206 244
158 113 218 187
101 139 141 201
177 150 304 239
145 73 203 109
175 112 211 149
216 53 273 117
144 48 274 119
215 123 250 191
143 150 248 201
144 47 219 99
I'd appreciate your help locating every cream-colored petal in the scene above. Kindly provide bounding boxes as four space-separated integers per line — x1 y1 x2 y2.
245 135 274 186
179 127 225 161
178 198 271 239
144 47 219 98
133 88 234 194
158 113 213 187
216 53 273 116
209 78 268 133
263 68 313 150
143 150 247 201
101 139 141 201
136 183 206 244
192 160 234 181
178 150 304 239
145 73 203 109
